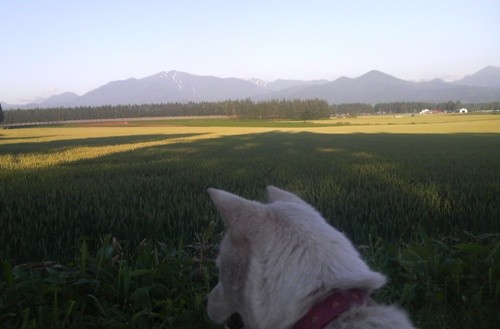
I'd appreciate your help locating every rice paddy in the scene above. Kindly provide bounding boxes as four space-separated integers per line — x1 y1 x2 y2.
1 113 499 262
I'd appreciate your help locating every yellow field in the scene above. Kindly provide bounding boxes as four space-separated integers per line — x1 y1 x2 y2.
1 113 499 172
316 113 500 133
2 113 499 142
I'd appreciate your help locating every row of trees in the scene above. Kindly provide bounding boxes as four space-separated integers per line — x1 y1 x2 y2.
2 99 330 124
224 99 330 119
333 101 500 115
2 102 225 124
463 102 500 112
2 100 499 125
374 101 462 114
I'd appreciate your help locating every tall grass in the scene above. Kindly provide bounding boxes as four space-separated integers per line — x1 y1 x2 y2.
2 131 498 262
0 235 219 328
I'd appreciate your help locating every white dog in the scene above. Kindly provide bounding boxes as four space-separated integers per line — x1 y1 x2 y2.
206 186 415 329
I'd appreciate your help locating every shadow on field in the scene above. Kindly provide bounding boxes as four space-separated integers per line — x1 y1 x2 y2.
1 131 499 263
0 135 58 141
0 133 205 155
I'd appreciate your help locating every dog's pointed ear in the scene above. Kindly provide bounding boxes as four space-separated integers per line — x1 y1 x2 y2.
266 185 308 205
208 188 262 240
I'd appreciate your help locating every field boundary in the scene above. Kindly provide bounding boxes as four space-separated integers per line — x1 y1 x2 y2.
1 115 227 128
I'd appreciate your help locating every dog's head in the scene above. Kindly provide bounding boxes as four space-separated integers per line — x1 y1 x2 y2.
206 186 386 329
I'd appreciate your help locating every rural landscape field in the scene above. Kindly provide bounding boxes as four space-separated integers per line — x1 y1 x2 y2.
1 113 499 328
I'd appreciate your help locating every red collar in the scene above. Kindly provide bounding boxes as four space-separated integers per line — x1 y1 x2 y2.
291 289 368 329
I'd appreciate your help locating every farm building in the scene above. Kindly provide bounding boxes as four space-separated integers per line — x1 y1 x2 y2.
459 108 468 113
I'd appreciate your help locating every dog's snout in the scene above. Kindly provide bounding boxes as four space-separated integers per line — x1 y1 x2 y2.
224 313 244 329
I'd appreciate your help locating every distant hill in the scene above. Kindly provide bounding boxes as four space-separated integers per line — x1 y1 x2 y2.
260 69 500 103
3 66 500 109
265 79 329 91
40 92 79 107
71 71 268 106
453 66 500 88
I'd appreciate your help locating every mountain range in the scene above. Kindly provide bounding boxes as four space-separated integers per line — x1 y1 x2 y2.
3 66 500 109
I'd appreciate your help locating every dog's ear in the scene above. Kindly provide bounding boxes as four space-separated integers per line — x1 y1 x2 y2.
266 185 309 206
208 188 263 241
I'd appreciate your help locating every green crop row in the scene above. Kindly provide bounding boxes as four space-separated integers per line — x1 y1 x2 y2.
1 131 499 262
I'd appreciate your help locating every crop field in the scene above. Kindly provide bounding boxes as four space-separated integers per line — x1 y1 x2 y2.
1 113 499 328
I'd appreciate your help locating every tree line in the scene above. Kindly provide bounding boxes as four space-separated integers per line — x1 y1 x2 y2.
1 102 225 125
1 100 499 125
332 101 500 115
224 99 330 120
1 99 330 124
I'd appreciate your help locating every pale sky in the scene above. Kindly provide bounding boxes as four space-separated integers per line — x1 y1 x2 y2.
1 0 499 104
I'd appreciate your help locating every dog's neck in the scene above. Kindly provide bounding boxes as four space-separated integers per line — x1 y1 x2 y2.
290 289 368 329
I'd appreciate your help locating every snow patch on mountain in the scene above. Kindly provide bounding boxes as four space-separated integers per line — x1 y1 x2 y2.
248 78 269 88
171 71 182 90
158 71 184 90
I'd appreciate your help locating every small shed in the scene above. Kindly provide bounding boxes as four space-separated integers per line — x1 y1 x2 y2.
459 108 468 114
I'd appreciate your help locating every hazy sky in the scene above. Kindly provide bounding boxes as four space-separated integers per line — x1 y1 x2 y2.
1 0 499 104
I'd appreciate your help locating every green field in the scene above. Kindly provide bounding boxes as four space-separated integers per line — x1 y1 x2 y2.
1 114 499 328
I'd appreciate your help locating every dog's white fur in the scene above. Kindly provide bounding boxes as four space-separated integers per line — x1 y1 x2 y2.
207 186 415 329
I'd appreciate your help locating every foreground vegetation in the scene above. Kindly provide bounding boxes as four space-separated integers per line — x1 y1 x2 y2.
1 115 499 328
1 228 497 328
